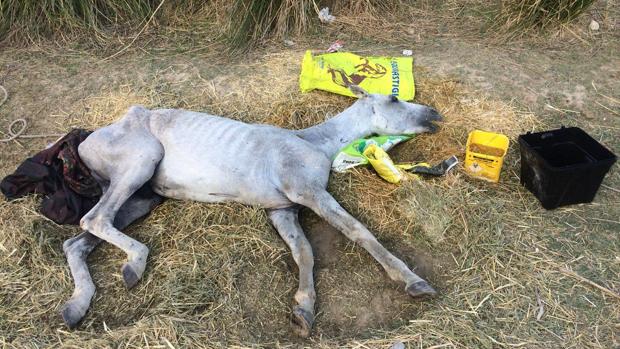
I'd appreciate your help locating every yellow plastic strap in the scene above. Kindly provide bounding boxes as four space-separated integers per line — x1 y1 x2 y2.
396 162 430 170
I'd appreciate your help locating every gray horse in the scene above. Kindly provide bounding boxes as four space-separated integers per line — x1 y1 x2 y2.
61 85 442 337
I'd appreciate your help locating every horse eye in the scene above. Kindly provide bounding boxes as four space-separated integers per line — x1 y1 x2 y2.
390 95 398 103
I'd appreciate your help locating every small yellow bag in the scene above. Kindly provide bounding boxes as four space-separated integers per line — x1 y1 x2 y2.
363 144 404 183
299 50 415 100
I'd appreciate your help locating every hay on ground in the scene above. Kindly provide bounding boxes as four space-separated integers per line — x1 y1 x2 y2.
0 44 617 349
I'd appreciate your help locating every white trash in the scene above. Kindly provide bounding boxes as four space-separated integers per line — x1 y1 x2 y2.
589 19 600 31
318 7 336 24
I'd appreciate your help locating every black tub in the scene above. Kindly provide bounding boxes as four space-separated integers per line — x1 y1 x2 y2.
518 127 616 209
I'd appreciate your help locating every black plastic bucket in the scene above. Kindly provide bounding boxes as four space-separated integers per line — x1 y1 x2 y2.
518 127 616 209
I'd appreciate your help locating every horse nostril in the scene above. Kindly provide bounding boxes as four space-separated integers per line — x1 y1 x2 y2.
427 108 443 122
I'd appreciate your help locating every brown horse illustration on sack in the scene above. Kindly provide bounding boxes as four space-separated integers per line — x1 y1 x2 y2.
328 57 387 88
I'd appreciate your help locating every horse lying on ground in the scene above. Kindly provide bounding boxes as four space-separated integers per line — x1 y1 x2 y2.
60 85 442 337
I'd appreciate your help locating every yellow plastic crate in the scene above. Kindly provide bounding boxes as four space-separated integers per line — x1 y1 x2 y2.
464 130 509 182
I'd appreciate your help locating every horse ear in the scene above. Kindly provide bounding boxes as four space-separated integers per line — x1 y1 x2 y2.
348 84 369 99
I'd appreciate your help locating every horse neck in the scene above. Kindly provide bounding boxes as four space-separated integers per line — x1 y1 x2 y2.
295 100 374 158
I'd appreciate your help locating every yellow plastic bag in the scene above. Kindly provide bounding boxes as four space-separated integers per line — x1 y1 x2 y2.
299 50 415 100
363 144 404 183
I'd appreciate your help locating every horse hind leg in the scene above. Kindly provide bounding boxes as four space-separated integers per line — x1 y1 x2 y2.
60 185 164 328
77 115 164 289
79 171 160 288
61 232 102 328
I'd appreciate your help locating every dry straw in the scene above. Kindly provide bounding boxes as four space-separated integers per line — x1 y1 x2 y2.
1 4 618 346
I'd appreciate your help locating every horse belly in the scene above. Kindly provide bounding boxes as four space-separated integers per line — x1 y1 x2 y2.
147 112 296 208
150 150 291 208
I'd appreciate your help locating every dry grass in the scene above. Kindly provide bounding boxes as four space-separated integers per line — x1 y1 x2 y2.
0 0 212 45
0 0 405 50
1 0 611 54
225 0 315 50
1 12 619 349
492 0 597 39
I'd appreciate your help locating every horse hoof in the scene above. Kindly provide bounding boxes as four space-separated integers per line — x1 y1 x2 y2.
121 263 140 289
406 280 437 298
291 306 314 338
60 301 84 329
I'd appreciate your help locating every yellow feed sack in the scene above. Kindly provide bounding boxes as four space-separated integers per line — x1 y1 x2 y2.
299 50 415 100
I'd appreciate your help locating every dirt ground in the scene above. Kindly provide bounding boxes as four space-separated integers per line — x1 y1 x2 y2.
0 2 618 348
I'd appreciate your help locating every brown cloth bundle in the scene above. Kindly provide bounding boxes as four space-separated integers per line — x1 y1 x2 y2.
1 129 101 225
